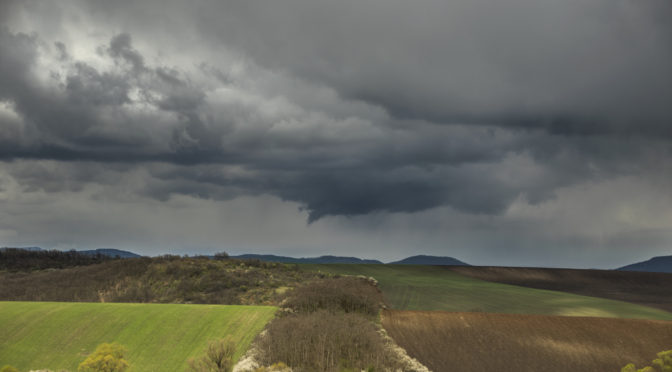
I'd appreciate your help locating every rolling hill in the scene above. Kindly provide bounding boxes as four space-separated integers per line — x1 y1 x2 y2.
0 301 276 372
447 266 672 312
302 264 672 320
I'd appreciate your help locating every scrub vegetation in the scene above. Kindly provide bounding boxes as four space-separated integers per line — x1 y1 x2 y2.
254 277 410 372
0 254 322 305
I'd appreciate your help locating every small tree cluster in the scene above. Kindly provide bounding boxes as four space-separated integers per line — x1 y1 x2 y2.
622 350 672 372
214 252 230 260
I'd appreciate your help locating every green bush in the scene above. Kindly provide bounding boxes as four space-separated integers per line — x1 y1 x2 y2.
1 365 20 372
622 350 672 372
78 343 129 372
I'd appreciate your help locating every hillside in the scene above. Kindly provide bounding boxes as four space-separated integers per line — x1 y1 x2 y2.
0 256 321 305
0 301 275 372
382 310 672 372
303 264 672 320
448 266 672 312
618 255 672 273
388 255 468 265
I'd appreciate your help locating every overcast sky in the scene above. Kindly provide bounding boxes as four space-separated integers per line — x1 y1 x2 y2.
1 0 671 268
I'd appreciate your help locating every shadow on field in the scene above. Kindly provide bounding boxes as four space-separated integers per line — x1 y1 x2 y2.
448 266 672 312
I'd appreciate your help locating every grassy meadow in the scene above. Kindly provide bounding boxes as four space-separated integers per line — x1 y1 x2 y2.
0 301 276 372
304 264 672 320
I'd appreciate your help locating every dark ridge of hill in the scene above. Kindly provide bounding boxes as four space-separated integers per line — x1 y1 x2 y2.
448 266 672 313
79 248 142 258
1 247 141 258
617 255 672 273
0 246 43 251
232 254 383 264
388 255 469 266
0 248 115 271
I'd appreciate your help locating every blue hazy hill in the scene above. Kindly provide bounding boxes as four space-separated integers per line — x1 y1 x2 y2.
617 255 672 273
387 255 469 266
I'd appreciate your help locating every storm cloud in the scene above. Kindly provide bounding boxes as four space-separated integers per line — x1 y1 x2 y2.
0 0 671 266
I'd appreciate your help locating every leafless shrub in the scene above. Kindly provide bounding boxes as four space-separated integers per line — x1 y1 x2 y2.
256 311 401 372
283 277 384 317
188 337 237 372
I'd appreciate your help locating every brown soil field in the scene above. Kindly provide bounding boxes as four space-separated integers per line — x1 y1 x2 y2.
447 266 672 312
382 310 672 372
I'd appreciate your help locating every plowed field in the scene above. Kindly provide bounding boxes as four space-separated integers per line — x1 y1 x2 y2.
382 310 672 372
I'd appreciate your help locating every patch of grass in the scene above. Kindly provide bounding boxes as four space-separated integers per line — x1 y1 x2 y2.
302 264 672 320
0 301 276 372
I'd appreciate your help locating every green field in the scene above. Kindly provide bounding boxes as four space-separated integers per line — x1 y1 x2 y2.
303 264 672 320
0 301 276 372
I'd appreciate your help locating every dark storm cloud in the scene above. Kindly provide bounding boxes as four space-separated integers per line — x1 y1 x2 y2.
164 0 672 136
1 0 672 224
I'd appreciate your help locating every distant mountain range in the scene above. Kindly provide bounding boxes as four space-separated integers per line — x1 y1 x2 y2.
6 247 672 272
4 247 471 266
388 255 469 266
617 255 672 273
230 254 382 264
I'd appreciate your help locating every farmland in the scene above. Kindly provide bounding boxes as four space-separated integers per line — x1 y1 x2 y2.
448 266 672 312
3 257 672 372
304 264 672 320
0 301 276 372
382 309 672 372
